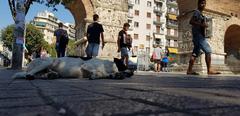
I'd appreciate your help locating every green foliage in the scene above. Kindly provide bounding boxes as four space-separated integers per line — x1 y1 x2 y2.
1 25 14 51
67 39 77 56
1 24 48 54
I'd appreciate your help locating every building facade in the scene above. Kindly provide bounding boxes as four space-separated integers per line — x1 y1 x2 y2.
127 0 179 62
31 10 76 44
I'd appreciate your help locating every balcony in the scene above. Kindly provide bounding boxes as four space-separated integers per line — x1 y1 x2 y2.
166 35 178 40
167 0 178 7
167 23 178 29
153 18 165 25
167 10 178 15
153 7 165 14
154 0 165 3
128 13 134 18
128 0 134 6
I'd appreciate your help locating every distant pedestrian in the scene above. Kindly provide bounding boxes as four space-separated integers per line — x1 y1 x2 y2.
162 47 169 72
85 14 105 58
187 0 220 75
152 45 163 72
117 23 131 68
54 22 69 58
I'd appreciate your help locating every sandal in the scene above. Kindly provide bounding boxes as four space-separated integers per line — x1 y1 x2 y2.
187 72 200 75
208 71 221 75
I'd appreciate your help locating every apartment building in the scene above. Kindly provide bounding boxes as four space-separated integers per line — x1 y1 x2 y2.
128 0 178 56
31 10 76 44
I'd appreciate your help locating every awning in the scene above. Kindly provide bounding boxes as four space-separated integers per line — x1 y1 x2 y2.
168 14 177 20
168 48 178 53
139 44 144 49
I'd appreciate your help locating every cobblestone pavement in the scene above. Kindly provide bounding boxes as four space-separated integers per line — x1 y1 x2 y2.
0 68 240 116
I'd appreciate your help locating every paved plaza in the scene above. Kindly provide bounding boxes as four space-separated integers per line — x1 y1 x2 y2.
0 68 240 116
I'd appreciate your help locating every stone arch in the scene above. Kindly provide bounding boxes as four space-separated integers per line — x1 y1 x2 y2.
63 0 128 57
224 24 240 64
64 0 94 39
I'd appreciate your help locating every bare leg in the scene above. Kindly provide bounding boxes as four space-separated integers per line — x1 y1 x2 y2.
125 56 129 68
206 54 221 75
157 62 160 72
154 63 157 72
187 56 197 74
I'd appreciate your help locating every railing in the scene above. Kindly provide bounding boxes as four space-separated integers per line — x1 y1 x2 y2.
153 7 164 13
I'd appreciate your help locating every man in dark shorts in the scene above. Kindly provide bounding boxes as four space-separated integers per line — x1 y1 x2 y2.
86 14 105 57
54 23 69 57
187 0 220 75
117 23 130 68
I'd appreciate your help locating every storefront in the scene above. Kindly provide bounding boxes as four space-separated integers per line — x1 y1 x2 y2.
167 47 178 64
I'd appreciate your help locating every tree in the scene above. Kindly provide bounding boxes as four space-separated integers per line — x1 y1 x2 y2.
67 39 77 56
1 24 48 55
8 0 73 69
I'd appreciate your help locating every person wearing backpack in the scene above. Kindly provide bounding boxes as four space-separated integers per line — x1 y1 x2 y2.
54 22 69 57
187 0 220 75
117 23 131 68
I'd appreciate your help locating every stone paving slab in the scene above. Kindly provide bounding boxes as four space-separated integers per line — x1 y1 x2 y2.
0 68 240 116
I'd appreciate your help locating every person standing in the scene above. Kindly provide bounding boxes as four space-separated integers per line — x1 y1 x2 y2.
117 23 131 68
187 0 220 75
86 14 105 58
162 47 169 72
152 45 163 72
54 22 69 57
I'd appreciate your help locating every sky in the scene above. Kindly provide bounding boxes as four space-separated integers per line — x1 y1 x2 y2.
0 0 75 30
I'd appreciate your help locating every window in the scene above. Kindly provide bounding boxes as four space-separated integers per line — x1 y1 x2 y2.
155 39 161 45
135 10 139 16
135 0 140 4
147 12 151 18
146 35 150 41
166 39 170 46
146 24 151 30
146 47 150 54
134 34 139 39
134 22 139 28
156 26 161 33
174 40 178 47
133 46 138 55
128 20 132 24
156 15 161 21
147 1 152 7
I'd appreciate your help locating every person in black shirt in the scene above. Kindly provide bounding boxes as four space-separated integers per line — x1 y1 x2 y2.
54 23 69 57
85 14 105 57
117 23 131 68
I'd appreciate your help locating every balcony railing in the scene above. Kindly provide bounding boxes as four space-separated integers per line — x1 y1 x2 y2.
153 18 165 25
154 0 165 3
128 0 134 6
167 0 177 7
167 23 178 29
153 7 165 13
128 13 134 18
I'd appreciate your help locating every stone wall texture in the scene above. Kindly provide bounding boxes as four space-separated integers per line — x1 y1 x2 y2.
177 0 240 65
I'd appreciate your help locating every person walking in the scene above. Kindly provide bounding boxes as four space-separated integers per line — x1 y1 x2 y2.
117 23 131 68
85 14 105 58
187 0 220 75
54 22 69 57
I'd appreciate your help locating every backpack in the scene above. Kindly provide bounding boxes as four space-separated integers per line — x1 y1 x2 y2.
59 30 69 48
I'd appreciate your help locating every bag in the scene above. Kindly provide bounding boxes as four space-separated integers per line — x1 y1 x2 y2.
150 52 156 62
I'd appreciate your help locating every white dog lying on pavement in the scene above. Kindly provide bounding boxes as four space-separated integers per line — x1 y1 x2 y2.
13 57 132 80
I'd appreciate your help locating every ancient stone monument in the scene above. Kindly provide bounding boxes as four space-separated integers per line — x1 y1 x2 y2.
62 0 239 73
64 0 128 57
177 0 240 73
